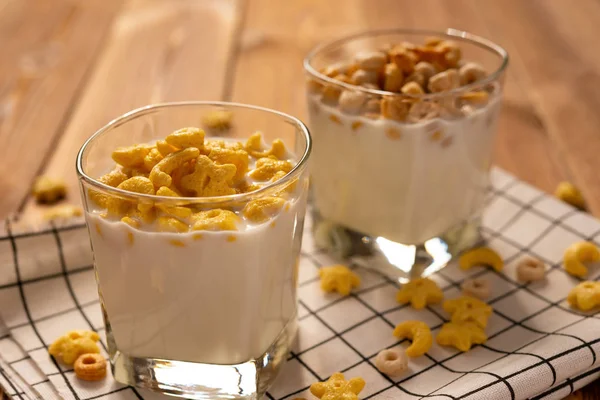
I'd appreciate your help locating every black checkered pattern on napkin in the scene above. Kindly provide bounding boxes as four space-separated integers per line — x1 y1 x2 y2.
0 168 599 400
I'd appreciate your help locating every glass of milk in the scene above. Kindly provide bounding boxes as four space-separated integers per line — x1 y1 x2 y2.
304 29 508 281
76 102 311 399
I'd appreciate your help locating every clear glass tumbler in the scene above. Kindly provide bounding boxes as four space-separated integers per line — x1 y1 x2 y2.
76 102 311 399
304 29 508 281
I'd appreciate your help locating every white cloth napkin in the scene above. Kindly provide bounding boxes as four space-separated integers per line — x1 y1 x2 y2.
0 168 599 400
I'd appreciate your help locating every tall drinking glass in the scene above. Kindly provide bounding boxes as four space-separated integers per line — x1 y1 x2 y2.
304 29 508 281
76 102 311 399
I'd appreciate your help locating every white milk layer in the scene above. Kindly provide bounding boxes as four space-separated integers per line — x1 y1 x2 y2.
308 96 501 244
87 197 304 365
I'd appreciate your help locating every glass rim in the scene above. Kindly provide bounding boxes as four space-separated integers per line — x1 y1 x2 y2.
303 28 509 100
76 101 312 204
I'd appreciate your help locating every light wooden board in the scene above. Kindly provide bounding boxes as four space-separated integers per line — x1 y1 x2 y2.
0 0 123 216
19 0 243 224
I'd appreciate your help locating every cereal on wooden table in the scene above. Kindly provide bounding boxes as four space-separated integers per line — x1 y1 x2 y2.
396 277 443 309
555 181 586 209
77 105 310 395
392 320 433 357
305 31 506 280
32 176 67 204
563 241 600 278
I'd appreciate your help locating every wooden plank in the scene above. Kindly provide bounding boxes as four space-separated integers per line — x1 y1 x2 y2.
474 0 600 215
18 0 242 225
0 0 123 218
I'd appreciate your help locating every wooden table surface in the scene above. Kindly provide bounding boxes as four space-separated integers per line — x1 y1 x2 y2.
1 0 599 398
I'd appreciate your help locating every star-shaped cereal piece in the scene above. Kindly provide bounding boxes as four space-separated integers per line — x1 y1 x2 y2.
396 277 443 310
310 372 366 400
319 265 360 296
443 295 492 328
567 281 600 311
245 132 287 159
248 156 293 181
436 321 487 352
180 155 237 197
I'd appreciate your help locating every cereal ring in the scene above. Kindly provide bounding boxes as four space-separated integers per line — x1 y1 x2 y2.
74 353 107 381
310 372 365 400
459 247 503 272
392 320 432 357
396 277 443 310
192 209 239 231
567 281 600 311
319 265 360 296
374 348 408 376
460 278 491 300
564 241 600 278
443 296 492 329
436 321 486 352
516 257 546 282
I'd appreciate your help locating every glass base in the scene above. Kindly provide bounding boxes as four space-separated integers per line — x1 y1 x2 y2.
107 315 297 399
312 210 482 283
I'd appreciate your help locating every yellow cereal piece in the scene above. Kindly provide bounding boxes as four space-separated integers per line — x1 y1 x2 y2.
202 110 233 131
180 155 236 197
165 127 205 150
563 241 600 278
459 247 503 272
443 296 492 329
157 216 189 233
319 265 360 296
192 209 239 231
74 353 107 381
44 204 83 221
204 139 244 153
436 322 487 352
121 216 140 228
238 181 262 193
112 144 152 168
270 170 297 194
143 148 164 172
555 181 586 209
310 372 365 400
149 147 200 188
48 330 100 365
208 147 249 183
89 168 129 209
32 176 67 204
155 186 192 218
169 239 186 247
567 281 600 311
396 277 443 310
243 197 286 223
106 176 155 216
392 320 432 357
245 132 287 159
156 140 178 156
248 156 293 181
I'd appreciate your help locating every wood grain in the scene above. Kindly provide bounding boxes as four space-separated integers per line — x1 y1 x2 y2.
19 0 243 225
0 0 123 218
